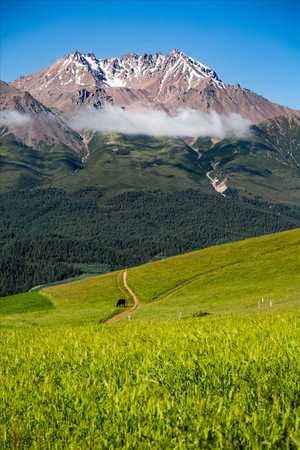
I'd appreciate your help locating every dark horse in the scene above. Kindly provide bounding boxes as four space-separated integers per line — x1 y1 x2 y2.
116 298 126 308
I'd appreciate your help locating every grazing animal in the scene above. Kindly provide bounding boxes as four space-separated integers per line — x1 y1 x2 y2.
116 298 126 308
192 311 210 318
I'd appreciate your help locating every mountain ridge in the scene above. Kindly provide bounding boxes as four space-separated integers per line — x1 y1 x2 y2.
12 49 300 122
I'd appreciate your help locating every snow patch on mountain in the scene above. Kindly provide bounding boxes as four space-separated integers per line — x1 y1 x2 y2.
96 49 224 89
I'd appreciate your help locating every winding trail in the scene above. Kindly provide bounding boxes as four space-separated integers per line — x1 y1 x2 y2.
106 270 140 324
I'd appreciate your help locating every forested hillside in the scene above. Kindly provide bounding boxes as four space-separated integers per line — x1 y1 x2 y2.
1 187 299 296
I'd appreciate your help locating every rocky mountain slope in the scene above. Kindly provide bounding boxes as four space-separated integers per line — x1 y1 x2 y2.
12 49 299 122
0 81 84 153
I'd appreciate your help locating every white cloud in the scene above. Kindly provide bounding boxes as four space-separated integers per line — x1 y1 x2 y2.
0 110 31 127
69 106 252 139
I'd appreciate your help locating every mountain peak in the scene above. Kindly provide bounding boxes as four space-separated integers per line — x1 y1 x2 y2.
170 48 184 56
73 50 82 57
65 50 85 62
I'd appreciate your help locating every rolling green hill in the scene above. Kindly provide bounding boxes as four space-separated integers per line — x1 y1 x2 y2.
1 228 299 328
130 227 300 320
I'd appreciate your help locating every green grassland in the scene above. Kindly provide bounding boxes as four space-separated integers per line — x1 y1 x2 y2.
129 228 300 320
0 271 126 328
0 229 300 448
0 291 53 316
0 313 299 448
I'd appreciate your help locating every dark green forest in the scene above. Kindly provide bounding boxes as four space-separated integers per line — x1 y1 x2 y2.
1 187 299 296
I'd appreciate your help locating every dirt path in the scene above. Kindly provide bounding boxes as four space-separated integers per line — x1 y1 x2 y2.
106 270 140 324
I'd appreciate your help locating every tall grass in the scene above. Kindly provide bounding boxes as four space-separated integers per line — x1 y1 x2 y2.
1 312 299 449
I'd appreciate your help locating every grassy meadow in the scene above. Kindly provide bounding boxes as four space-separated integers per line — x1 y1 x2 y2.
129 227 300 320
0 271 127 328
0 229 299 448
1 314 299 448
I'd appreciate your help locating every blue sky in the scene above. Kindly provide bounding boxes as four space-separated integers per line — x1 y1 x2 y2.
1 0 299 108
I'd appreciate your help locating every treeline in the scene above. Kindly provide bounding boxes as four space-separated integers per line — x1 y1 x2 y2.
0 188 299 296
0 256 80 296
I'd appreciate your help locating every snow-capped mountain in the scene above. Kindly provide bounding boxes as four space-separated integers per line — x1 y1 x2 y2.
12 49 300 122
97 48 224 89
13 49 223 95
